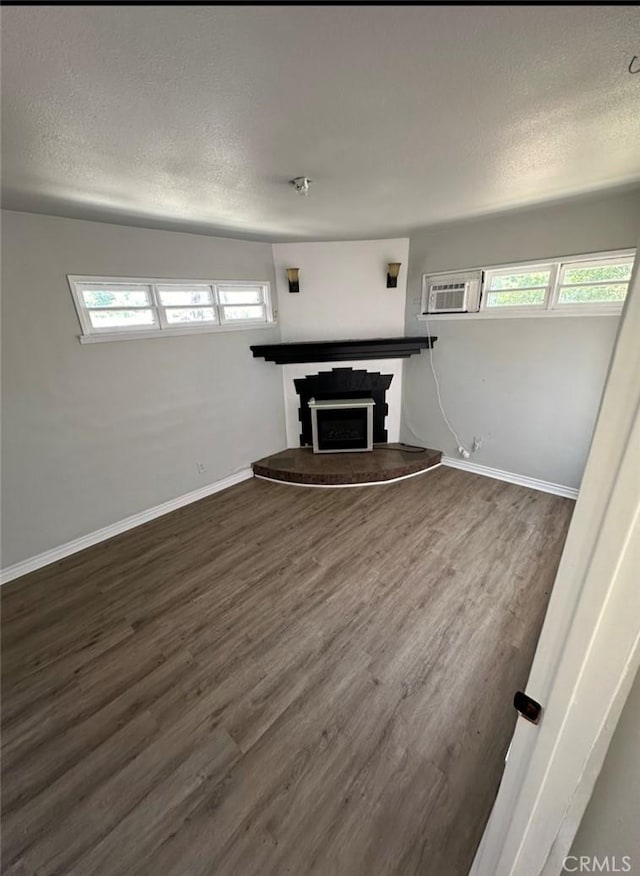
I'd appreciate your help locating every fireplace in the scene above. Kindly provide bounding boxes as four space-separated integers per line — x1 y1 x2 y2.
294 367 393 447
309 397 375 453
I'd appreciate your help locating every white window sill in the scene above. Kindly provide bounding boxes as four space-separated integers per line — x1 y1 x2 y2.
416 307 623 322
79 321 277 344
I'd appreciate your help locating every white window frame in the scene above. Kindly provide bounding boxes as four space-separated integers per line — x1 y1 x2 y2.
481 262 556 314
216 283 273 327
417 248 636 320
155 282 218 330
68 275 275 343
551 254 635 314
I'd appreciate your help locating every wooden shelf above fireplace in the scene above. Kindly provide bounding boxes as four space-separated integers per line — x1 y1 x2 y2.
250 336 437 365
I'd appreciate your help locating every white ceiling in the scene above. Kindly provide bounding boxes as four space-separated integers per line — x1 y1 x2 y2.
2 6 639 241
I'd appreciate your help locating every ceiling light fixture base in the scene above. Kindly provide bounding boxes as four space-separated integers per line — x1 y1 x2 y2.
290 176 312 196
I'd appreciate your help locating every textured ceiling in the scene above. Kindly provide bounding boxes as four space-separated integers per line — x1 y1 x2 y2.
2 6 640 240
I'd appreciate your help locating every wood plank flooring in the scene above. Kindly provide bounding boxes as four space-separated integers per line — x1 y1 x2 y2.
1 467 573 875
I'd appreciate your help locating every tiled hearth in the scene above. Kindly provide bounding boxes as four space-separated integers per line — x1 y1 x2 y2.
252 445 442 486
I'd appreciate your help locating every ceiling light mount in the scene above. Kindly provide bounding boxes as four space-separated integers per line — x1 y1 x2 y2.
290 176 312 196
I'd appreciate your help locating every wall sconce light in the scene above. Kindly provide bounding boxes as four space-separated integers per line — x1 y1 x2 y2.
386 262 402 288
286 267 300 294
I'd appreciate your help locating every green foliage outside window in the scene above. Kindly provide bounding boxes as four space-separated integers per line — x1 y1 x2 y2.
486 262 632 307
489 271 550 291
487 289 547 307
559 263 632 304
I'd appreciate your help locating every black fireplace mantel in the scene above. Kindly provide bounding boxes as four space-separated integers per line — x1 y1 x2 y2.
250 336 436 365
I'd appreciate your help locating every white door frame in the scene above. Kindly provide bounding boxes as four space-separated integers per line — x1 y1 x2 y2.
471 244 640 876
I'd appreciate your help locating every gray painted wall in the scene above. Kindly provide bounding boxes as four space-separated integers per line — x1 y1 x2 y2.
402 188 640 487
1 211 286 567
564 669 640 872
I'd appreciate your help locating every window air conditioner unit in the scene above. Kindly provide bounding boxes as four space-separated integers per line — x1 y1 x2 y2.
422 271 482 314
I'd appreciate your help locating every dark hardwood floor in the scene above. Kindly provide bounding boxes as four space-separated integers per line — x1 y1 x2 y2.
1 467 573 875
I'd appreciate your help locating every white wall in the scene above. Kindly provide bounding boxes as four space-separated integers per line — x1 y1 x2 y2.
273 239 409 447
563 668 640 872
1 211 286 568
402 188 640 488
273 239 409 341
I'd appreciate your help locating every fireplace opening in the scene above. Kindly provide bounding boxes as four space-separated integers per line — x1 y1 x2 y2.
309 398 375 453
294 368 393 447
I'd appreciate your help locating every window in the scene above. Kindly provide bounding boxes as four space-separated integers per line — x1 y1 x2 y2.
217 284 270 324
555 257 633 307
156 284 217 326
481 252 635 316
419 249 635 320
68 276 273 342
483 265 553 309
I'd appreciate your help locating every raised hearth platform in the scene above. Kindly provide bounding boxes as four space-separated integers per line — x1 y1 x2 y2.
252 444 442 486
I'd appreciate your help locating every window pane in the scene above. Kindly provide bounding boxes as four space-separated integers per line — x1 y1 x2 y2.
157 285 213 306
562 263 632 286
558 284 628 305
486 289 547 307
222 305 265 321
218 287 263 305
89 309 155 328
165 307 217 324
488 270 551 291
82 286 150 308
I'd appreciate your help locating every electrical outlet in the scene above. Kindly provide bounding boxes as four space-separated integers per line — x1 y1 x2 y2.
196 462 207 475
472 436 483 453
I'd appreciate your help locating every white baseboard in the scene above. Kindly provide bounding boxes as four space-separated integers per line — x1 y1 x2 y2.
1 468 253 586
2 459 576 586
442 457 579 500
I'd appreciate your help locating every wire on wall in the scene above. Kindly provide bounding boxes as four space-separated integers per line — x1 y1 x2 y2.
424 312 472 458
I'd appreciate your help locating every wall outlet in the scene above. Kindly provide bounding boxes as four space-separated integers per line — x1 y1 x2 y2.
472 436 483 453
196 462 207 475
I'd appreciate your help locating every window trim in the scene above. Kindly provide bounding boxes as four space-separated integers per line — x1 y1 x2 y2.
481 262 556 313
216 282 272 326
155 282 218 330
552 255 634 311
68 275 275 342
417 248 636 320
71 280 159 336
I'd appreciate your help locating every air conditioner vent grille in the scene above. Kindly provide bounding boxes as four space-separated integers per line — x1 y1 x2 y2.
433 289 466 311
422 270 482 314
431 282 467 292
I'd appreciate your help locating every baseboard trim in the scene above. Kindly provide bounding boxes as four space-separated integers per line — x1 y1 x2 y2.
2 459 576 585
442 457 579 499
1 468 253 586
